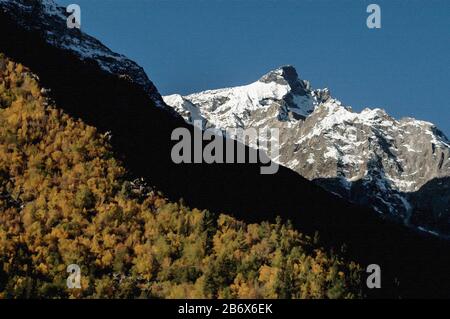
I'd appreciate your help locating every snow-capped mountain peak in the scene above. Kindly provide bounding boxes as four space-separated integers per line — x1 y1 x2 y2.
164 65 331 131
164 66 450 236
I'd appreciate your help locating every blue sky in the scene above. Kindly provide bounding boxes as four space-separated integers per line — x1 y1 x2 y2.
56 0 450 135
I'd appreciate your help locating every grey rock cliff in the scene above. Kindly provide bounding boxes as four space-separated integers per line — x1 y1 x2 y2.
164 66 450 236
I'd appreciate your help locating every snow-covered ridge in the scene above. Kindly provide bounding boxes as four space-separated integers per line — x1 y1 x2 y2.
164 66 450 236
164 66 328 130
300 100 450 152
0 0 166 108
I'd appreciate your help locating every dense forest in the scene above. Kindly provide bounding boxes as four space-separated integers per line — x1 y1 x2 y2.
0 53 362 299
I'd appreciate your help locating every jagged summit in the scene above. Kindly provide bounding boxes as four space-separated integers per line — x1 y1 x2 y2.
164 66 331 131
164 67 450 236
259 65 332 101
259 65 308 93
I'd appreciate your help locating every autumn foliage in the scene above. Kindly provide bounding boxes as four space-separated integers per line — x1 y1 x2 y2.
0 53 362 298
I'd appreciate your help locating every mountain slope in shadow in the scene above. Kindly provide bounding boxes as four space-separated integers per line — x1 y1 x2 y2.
409 177 450 234
2 12 450 298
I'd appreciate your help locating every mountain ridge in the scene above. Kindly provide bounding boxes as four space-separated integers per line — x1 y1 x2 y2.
163 66 450 236
0 0 170 110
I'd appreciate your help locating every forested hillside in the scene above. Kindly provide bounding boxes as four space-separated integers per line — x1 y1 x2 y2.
0 53 362 299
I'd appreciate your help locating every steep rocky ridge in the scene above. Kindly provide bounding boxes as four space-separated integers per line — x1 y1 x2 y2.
164 66 450 236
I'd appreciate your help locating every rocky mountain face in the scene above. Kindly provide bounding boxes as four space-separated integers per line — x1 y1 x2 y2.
164 66 450 236
0 0 168 109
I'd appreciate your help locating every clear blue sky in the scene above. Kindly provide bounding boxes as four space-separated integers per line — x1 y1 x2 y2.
56 0 450 136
